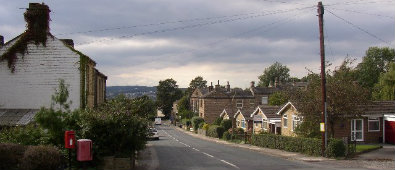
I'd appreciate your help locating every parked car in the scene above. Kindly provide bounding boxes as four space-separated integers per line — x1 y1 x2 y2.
148 127 159 140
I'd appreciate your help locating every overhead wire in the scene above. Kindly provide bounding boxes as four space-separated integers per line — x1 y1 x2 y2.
326 9 391 46
75 5 315 46
326 7 394 19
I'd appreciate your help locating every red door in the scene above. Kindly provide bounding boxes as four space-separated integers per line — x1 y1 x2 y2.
385 121 395 144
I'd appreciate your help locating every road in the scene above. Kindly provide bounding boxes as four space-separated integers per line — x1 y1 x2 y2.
147 125 371 170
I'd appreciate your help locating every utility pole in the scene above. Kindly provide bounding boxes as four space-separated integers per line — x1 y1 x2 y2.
317 1 327 156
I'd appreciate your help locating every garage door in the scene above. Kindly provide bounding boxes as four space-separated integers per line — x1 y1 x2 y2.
385 121 395 144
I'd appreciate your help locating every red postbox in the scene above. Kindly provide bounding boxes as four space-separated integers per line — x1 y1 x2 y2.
77 139 92 161
64 131 76 149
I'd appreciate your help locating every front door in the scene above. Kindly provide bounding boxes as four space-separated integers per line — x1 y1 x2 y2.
351 119 363 141
385 121 395 144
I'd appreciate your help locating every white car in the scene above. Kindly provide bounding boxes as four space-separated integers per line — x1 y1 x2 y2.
148 128 159 140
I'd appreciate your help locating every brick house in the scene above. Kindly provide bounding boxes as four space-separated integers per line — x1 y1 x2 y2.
250 105 281 134
190 81 280 124
0 3 106 126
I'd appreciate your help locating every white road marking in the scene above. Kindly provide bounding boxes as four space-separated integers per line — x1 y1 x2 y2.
220 160 240 169
192 148 200 152
202 152 214 158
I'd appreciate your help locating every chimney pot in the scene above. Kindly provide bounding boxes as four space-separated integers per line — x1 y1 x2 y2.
226 81 230 92
215 80 220 89
0 35 4 47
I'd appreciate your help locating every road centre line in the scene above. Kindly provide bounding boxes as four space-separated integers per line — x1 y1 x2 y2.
220 160 240 169
202 152 214 158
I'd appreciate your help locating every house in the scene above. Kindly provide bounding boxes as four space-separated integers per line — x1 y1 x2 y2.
234 108 255 132
332 101 395 144
220 106 237 128
250 105 281 134
190 81 280 124
275 102 302 137
0 3 107 126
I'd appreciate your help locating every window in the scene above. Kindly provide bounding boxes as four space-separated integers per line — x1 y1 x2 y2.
249 99 255 105
351 119 364 141
368 118 380 132
261 96 268 105
283 114 288 128
236 99 243 108
241 119 245 128
262 119 268 130
292 116 300 131
237 120 240 127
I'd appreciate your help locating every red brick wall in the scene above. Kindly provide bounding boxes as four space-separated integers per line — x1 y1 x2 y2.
332 117 383 143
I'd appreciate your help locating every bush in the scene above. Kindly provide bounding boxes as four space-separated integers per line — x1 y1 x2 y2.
0 124 47 145
191 117 205 131
202 123 210 131
251 134 322 156
222 131 232 141
326 138 346 157
213 117 223 125
207 125 225 138
20 145 62 170
182 119 191 127
229 128 244 134
220 119 232 131
0 143 26 170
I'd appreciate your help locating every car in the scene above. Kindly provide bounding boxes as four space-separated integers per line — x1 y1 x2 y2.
148 127 159 140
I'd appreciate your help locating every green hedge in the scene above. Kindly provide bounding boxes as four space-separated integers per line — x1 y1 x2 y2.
222 131 232 140
251 134 345 157
207 125 225 138
191 117 205 131
220 119 232 131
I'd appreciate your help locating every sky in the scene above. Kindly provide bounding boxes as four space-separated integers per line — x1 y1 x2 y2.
0 0 394 88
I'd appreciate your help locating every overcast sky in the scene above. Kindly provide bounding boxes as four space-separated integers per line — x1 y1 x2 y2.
1 0 394 88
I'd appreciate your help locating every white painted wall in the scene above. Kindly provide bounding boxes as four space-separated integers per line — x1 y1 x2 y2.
0 36 81 110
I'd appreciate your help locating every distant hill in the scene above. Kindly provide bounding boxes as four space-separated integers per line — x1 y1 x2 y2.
106 86 157 99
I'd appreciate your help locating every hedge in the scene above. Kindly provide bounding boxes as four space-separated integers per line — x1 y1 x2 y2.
220 119 232 131
251 134 345 157
191 117 205 131
0 143 26 170
207 125 225 138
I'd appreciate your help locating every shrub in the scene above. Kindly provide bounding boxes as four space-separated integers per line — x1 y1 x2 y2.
202 123 210 131
0 124 47 145
0 143 26 170
20 145 62 170
213 117 223 125
251 134 322 156
198 122 205 129
326 138 346 157
191 117 205 131
229 128 244 134
220 119 232 131
182 119 191 127
222 131 232 141
207 125 225 138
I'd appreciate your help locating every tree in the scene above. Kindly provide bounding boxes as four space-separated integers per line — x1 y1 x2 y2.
355 47 395 90
156 78 183 118
258 62 290 87
289 59 370 138
372 62 395 100
186 76 207 95
268 91 288 106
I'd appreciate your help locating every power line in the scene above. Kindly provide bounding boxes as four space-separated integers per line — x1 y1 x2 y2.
326 9 391 45
76 6 315 46
326 0 394 6
326 7 394 19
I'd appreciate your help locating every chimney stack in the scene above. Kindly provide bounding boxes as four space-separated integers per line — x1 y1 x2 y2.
60 39 74 47
215 80 220 90
0 35 4 47
209 82 213 92
250 81 255 88
25 3 51 39
226 81 230 92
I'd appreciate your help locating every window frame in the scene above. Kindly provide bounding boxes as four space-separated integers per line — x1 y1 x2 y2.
261 96 268 105
292 115 300 131
283 114 288 128
368 117 380 132
236 99 243 109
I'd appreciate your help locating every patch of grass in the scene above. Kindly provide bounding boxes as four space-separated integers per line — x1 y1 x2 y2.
356 145 381 153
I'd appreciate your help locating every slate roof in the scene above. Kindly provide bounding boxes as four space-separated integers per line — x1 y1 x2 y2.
0 109 39 126
236 108 255 120
257 105 281 119
251 87 280 95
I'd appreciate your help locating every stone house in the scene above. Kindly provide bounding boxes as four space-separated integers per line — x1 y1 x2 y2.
0 3 106 126
190 81 280 124
250 105 281 134
234 108 255 131
275 102 302 137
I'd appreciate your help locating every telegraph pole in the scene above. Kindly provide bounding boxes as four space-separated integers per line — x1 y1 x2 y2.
317 1 327 156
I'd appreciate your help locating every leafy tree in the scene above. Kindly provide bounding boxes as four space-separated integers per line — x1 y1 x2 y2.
355 47 395 90
156 78 183 118
269 91 288 106
130 95 157 120
177 95 190 112
289 59 370 138
258 62 290 87
372 62 395 100
186 76 207 95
